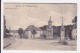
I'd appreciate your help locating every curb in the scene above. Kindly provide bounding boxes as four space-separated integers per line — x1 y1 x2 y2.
3 44 11 48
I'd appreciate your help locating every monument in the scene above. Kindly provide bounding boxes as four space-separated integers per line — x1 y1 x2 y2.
59 17 67 45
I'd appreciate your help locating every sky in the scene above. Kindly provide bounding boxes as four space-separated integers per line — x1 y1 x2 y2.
4 3 77 30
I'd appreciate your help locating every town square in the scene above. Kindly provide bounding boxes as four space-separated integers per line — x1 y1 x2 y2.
3 3 77 50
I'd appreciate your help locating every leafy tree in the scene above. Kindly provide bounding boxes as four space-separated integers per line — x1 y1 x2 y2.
29 25 37 38
43 25 48 30
4 28 10 38
18 28 24 38
6 28 10 33
31 29 37 38
72 16 77 23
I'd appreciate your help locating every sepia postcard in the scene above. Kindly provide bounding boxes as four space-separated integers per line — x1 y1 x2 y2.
3 3 77 51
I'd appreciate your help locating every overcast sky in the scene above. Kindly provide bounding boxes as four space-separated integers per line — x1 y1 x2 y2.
4 3 77 30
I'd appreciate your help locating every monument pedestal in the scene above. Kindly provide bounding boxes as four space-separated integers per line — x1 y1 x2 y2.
59 29 68 45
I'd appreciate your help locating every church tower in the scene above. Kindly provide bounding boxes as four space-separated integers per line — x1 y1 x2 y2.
46 16 53 39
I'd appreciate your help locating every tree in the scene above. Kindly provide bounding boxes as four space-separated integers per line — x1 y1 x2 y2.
72 16 77 29
72 16 77 23
4 28 10 38
29 25 37 38
18 28 24 38
43 25 48 30
31 29 37 38
39 27 43 30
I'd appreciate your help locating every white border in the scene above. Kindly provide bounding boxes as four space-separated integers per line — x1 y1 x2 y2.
2 0 77 3
1 0 79 53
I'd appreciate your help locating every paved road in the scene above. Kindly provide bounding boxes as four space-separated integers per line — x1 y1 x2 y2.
3 38 15 48
4 38 76 51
